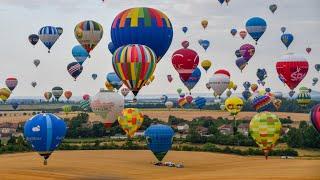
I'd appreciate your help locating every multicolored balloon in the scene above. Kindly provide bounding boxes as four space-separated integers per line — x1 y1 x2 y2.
5 77 18 91
252 95 273 112
225 96 244 116
72 45 89 65
106 72 123 90
67 62 83 81
180 67 201 92
118 108 144 138
38 26 60 53
310 104 320 133
245 17 267 44
296 87 311 107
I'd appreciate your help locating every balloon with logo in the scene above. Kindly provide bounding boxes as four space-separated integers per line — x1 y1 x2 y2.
250 112 281 159
239 30 247 39
111 7 173 63
236 57 247 72
182 26 188 34
145 124 174 162
201 60 212 72
312 77 318 86
245 17 267 44
113 44 157 97
281 33 294 49
281 27 286 34
306 47 312 54
310 104 320 133
257 68 267 86
276 53 309 92
209 69 231 98
5 77 18 91
201 20 208 29
240 44 255 62
121 88 130 97
74 20 103 55
64 91 72 101
33 59 40 67
225 96 244 116
252 95 273 112
91 89 124 128
118 108 144 138
172 47 199 81
38 26 60 53
106 72 123 90
167 75 173 83
28 34 39 46
269 4 277 14
180 67 201 93
296 87 311 107
44 92 52 102
194 97 206 109
0 88 11 103
72 45 89 65
165 101 174 110
52 86 63 101
67 62 83 81
230 28 237 37
24 113 67 165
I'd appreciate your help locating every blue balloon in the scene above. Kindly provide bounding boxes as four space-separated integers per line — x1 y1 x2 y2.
182 26 188 33
38 26 60 53
201 40 210 51
11 102 19 110
231 28 237 36
72 45 89 65
265 88 271 93
256 68 267 86
194 97 206 109
242 90 252 101
161 95 168 103
235 49 242 58
245 17 267 44
145 124 174 162
106 72 123 90
243 81 251 90
24 113 67 165
218 0 225 5
108 42 116 54
92 73 98 80
180 68 201 92
236 57 247 72
281 33 294 49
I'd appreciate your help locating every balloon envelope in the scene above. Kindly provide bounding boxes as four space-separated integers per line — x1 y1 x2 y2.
281 33 294 49
52 87 63 100
106 72 123 90
310 104 320 133
5 77 18 91
118 108 144 138
67 62 83 80
28 34 39 46
38 26 60 52
180 68 201 91
172 48 199 81
72 45 89 65
194 97 206 109
245 17 267 44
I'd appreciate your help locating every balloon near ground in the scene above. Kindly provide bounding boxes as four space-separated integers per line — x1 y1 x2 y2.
111 7 173 63
250 112 282 159
0 88 11 102
90 89 124 128
44 92 52 101
118 108 144 138
52 86 63 101
112 44 157 97
24 113 67 165
310 104 320 133
225 96 244 116
145 124 174 162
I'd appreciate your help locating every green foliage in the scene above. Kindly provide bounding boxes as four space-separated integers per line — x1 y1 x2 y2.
286 122 320 148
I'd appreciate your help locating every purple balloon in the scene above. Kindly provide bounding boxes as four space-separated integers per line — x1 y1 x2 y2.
240 44 255 62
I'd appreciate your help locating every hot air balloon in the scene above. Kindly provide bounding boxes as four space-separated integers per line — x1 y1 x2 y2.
28 34 39 46
206 82 211 90
239 30 247 39
62 105 72 115
181 41 190 49
24 113 67 165
252 95 273 112
38 26 60 53
201 20 208 29
33 59 40 67
92 73 98 80
230 28 237 37
236 57 247 72
31 81 37 88
269 4 277 14
83 94 90 101
180 67 201 93
217 0 224 5
91 89 124 128
245 17 267 44
111 7 173 63
250 112 281 159
118 108 144 138
243 81 251 90
225 96 243 116
182 26 188 34
74 20 103 55
306 47 312 54
257 68 267 86
310 104 320 133
228 81 234 91
186 95 193 104
233 84 238 91
235 49 242 58
276 53 309 91
240 44 255 62
201 40 210 51
201 60 212 72
281 27 286 34
105 82 114 91
108 42 116 54
316 64 320 72
72 45 89 65
312 77 318 86
67 62 83 81
251 84 258 92
56 27 63 36
112 44 156 96
167 75 173 83
273 99 282 111
177 88 183 95
165 101 174 110
209 69 231 98
80 99 91 111
52 86 63 101
106 72 123 90
44 92 52 102
281 33 294 49
296 87 311 107
145 124 174 162
0 88 11 102
194 97 206 109
242 90 252 101
172 48 199 81
178 97 188 108
121 88 130 97
198 39 203 46
64 91 72 101
5 77 18 91
225 0 230 5
11 102 19 110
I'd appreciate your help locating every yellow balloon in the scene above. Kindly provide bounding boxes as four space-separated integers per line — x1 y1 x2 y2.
201 20 208 29
258 89 266 95
228 81 234 90
232 84 238 91
118 108 144 138
225 96 244 116
105 82 114 91
0 88 11 102
201 60 212 72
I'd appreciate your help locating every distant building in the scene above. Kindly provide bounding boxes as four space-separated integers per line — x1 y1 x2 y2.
237 123 249 136
110 134 127 140
218 124 233 135
196 126 209 136
134 130 145 137
281 127 290 135
177 123 189 134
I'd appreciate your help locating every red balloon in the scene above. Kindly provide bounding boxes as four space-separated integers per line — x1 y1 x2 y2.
215 69 231 78
310 104 320 133
306 47 312 54
172 48 199 81
167 75 173 83
276 54 309 90
186 95 193 104
83 94 90 101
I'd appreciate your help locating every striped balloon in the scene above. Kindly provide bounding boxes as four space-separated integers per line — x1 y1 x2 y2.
0 88 11 102
245 17 267 44
310 104 320 133
80 100 91 111
38 26 60 53
112 44 157 96
52 87 63 101
296 87 311 107
74 20 103 54
5 77 18 91
67 62 83 81
252 95 273 112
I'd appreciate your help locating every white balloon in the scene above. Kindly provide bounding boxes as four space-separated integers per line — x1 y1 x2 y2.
209 74 230 97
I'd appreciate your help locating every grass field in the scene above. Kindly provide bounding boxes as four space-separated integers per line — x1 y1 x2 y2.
0 150 319 180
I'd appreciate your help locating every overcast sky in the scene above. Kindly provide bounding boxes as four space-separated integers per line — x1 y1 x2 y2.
0 0 319 98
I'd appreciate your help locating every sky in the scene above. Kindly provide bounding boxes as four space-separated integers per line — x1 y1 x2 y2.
0 0 319 98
